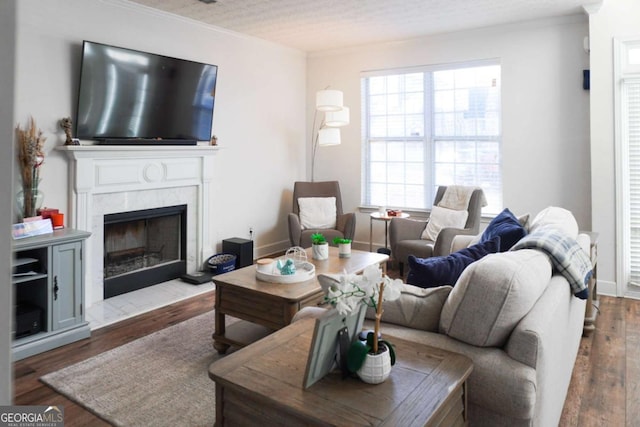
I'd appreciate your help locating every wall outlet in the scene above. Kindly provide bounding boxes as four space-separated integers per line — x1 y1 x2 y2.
249 227 254 240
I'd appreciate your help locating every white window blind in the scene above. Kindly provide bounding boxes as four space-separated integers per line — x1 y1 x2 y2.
625 78 640 285
361 63 502 213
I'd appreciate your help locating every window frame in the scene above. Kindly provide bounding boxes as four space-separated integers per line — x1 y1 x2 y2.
360 59 502 214
615 37 640 299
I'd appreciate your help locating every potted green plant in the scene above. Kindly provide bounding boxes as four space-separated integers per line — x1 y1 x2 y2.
333 237 352 258
322 264 401 384
311 233 329 260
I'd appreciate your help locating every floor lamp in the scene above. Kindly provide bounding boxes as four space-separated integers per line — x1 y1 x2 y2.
311 89 350 181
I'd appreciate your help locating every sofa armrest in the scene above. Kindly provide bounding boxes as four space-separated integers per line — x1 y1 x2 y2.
506 276 584 368
506 275 585 426
288 213 302 246
336 212 356 241
433 227 477 256
451 234 477 253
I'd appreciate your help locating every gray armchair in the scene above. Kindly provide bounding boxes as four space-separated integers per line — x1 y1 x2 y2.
288 181 356 248
389 186 485 276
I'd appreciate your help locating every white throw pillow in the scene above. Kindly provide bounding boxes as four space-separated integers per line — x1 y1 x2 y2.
421 206 469 241
298 197 337 230
529 206 578 239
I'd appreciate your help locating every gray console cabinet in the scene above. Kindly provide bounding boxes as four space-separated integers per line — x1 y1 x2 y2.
12 229 91 361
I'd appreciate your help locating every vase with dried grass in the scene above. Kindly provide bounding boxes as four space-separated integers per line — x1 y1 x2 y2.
16 117 46 220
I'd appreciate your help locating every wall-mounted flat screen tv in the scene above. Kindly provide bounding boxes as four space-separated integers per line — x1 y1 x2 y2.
75 41 218 144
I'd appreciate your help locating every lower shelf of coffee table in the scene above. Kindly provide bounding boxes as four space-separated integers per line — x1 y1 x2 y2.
212 320 273 351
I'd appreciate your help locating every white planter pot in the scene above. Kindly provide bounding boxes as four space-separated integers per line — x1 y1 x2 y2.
338 242 351 258
357 348 392 384
312 243 329 260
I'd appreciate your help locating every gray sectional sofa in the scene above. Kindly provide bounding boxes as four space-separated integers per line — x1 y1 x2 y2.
367 237 588 426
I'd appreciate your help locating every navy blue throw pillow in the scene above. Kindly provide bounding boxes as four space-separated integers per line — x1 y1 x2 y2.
481 208 527 252
406 236 501 289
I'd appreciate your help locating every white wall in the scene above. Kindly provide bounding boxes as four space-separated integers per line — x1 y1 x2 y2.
589 0 640 296
0 0 16 405
13 0 307 262
307 16 591 250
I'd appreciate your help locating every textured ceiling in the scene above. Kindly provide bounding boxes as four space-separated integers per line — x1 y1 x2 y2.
130 0 600 52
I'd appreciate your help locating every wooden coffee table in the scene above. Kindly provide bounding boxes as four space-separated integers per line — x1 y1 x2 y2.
209 317 473 426
211 247 388 354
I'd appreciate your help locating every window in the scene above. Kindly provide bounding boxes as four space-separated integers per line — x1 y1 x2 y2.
361 62 502 214
616 38 640 297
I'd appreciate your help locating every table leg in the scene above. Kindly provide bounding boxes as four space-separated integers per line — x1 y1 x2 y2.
213 286 230 354
384 221 389 249
369 216 373 252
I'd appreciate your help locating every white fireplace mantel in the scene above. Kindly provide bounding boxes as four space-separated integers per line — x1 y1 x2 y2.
57 144 219 306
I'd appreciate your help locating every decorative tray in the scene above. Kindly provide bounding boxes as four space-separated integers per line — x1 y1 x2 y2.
256 261 315 284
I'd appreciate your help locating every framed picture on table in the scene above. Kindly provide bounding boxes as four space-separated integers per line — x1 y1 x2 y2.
303 304 366 389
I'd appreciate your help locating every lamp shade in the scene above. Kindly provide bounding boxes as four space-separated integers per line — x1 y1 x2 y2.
318 127 341 146
325 106 350 127
316 90 343 112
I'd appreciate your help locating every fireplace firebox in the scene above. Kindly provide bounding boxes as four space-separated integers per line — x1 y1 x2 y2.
103 204 187 299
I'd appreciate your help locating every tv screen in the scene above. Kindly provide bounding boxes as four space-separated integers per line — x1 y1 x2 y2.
75 41 218 143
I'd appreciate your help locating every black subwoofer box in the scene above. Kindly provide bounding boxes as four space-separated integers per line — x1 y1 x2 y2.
15 303 42 338
222 237 253 268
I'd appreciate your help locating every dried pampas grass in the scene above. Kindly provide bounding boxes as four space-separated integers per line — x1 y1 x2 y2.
16 117 46 218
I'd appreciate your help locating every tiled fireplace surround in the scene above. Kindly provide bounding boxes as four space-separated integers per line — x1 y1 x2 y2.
59 145 219 309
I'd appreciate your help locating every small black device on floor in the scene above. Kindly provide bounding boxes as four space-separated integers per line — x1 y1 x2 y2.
222 237 253 268
181 271 213 285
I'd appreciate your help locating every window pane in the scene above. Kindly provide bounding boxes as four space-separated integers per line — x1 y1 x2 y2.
434 112 455 135
405 92 424 114
455 141 476 163
387 75 401 93
406 163 424 184
369 76 386 95
435 163 455 183
406 114 424 136
433 71 454 90
434 90 455 112
370 162 387 181
387 93 403 114
406 141 424 159
387 141 405 161
387 115 405 137
435 140 455 162
405 73 424 91
369 94 387 115
370 116 387 138
387 163 405 183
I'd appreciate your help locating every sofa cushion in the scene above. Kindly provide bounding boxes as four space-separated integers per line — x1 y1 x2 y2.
529 206 578 239
440 250 552 347
406 236 501 288
480 208 527 252
298 197 336 229
421 206 468 241
365 285 452 332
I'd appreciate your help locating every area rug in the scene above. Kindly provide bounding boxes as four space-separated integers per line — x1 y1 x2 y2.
41 311 233 426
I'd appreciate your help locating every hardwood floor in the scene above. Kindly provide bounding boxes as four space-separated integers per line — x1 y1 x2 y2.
13 290 640 426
